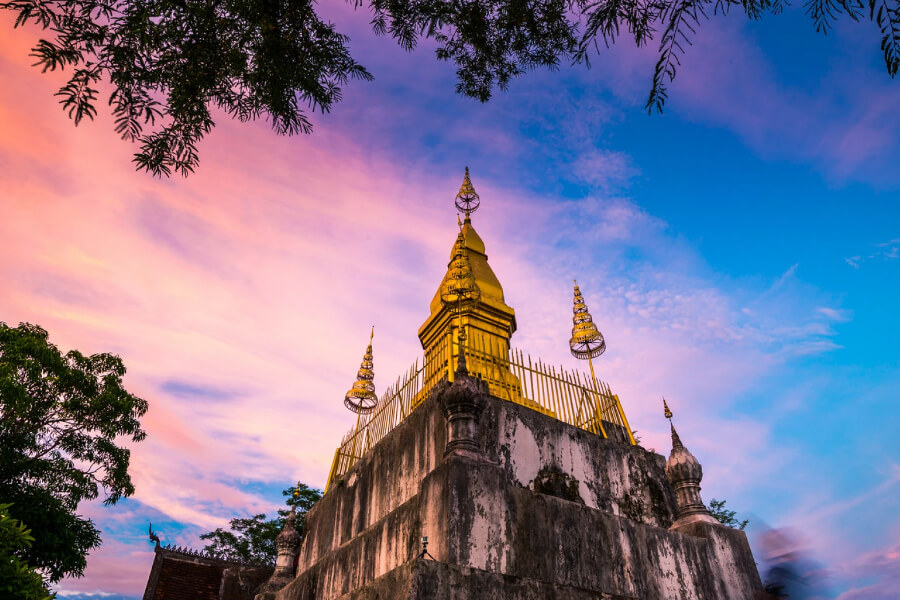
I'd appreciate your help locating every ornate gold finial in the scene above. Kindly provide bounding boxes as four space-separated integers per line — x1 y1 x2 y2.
455 166 480 217
344 330 377 415
440 231 481 372
568 279 613 439
569 281 606 360
663 398 683 448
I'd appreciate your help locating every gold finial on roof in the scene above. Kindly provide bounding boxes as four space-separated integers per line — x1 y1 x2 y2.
455 166 481 217
442 234 481 310
440 230 481 372
663 398 683 448
569 281 606 360
344 329 377 415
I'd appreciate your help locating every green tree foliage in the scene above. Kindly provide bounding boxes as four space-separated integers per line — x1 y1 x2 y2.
0 322 148 582
200 483 322 564
707 498 749 530
3 0 897 176
0 504 54 600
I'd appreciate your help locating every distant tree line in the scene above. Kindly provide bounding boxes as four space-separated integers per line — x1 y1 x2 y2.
199 484 322 564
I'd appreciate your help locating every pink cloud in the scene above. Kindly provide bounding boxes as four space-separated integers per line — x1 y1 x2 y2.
54 537 155 598
835 541 900 599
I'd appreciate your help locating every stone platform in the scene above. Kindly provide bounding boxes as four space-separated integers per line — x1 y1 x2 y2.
274 375 762 600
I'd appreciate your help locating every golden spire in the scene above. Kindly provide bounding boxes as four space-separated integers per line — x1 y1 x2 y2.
455 166 481 217
663 398 683 449
344 327 377 415
569 280 606 360
442 233 481 311
441 231 481 371
568 279 611 439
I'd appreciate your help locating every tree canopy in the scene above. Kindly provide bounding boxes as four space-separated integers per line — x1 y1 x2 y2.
2 0 897 176
0 504 53 600
200 483 322 564
0 322 148 582
707 498 749 530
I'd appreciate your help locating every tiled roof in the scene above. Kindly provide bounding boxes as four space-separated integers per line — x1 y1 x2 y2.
152 558 223 600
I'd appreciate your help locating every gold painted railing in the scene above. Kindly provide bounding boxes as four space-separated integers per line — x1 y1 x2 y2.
324 338 635 492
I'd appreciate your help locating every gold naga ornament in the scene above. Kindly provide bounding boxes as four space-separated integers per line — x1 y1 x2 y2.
440 168 482 370
568 280 607 382
344 327 377 440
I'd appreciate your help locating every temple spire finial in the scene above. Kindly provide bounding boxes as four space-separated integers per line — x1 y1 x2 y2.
344 329 378 459
455 166 481 218
663 397 716 528
569 281 607 361
568 280 626 442
344 330 378 416
663 398 683 448
440 230 481 375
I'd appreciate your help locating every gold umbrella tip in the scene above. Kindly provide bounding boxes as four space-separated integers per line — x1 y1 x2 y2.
455 166 481 216
663 397 673 420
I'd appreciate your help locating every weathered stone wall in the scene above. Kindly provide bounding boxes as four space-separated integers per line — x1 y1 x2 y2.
297 393 446 573
482 397 678 529
283 385 762 600
437 454 760 599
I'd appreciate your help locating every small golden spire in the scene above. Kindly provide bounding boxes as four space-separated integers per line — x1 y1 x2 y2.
440 231 481 372
455 166 481 217
663 398 683 448
568 280 615 440
344 330 377 415
569 281 606 360
442 233 481 309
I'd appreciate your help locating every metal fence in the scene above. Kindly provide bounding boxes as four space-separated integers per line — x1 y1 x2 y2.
325 337 635 491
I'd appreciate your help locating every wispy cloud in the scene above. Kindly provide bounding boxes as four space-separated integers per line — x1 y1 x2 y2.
816 307 852 322
834 540 900 599
845 237 900 268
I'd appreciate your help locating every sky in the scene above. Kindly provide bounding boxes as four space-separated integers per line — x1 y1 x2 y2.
1 4 899 599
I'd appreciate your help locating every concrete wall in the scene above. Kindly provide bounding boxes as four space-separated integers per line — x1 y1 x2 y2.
297 392 446 573
482 396 678 529
282 384 762 600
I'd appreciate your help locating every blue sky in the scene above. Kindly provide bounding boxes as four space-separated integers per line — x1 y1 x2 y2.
1 3 898 599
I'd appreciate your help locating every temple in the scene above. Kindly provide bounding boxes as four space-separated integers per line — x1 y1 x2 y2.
262 169 763 599
143 168 764 600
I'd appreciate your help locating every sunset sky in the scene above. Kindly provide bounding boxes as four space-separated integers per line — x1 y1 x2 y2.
1 4 899 599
